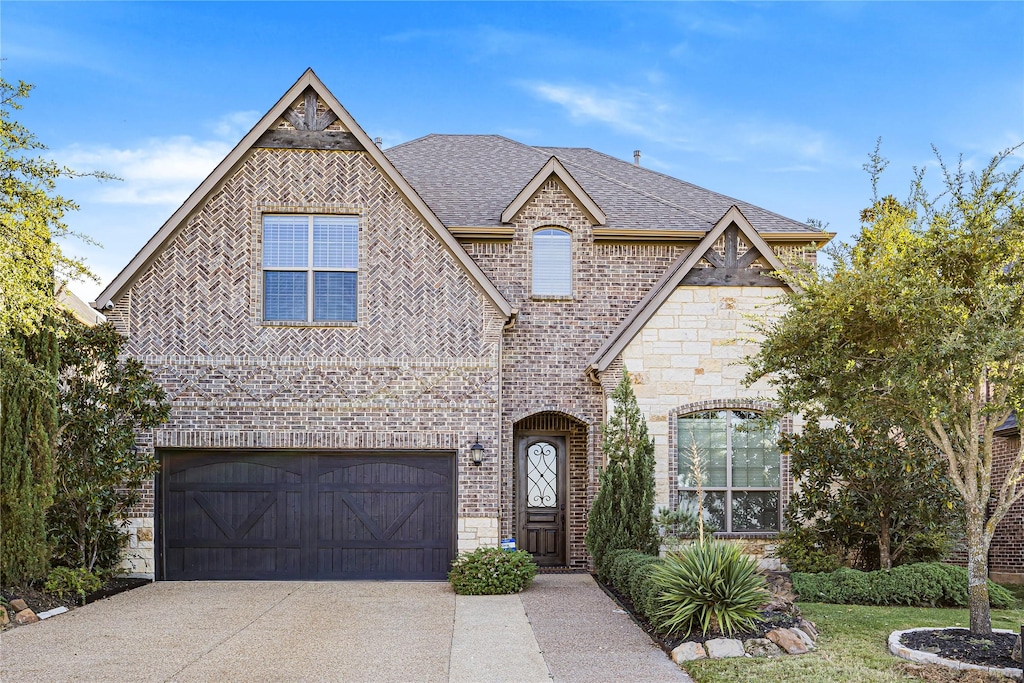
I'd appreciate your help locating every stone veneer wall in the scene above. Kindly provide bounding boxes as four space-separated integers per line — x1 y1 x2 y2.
463 178 689 569
110 110 505 576
618 285 788 510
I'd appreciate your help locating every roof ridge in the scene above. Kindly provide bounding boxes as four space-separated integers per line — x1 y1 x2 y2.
540 148 717 225
541 146 815 232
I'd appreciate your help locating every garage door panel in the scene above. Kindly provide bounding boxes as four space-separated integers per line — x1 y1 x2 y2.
162 450 454 580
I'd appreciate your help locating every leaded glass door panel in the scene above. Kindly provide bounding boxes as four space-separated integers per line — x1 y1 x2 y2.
516 435 566 566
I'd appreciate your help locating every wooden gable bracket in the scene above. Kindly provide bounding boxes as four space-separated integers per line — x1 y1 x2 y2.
256 87 364 151
682 223 786 287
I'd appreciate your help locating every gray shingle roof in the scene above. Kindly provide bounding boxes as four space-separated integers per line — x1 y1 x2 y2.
385 134 818 234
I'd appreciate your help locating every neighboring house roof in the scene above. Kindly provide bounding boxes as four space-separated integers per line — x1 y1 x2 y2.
93 70 514 321
995 413 1019 437
386 135 826 235
59 285 105 326
586 206 790 376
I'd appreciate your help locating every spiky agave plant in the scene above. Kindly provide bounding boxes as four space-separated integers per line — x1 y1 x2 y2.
651 540 769 637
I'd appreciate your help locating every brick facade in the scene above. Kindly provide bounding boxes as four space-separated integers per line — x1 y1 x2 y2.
989 433 1023 583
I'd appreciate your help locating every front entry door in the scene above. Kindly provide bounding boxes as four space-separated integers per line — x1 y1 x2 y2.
516 435 566 566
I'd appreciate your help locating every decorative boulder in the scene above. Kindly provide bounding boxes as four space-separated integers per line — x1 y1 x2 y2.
744 638 783 658
705 638 746 659
767 628 809 655
671 641 707 663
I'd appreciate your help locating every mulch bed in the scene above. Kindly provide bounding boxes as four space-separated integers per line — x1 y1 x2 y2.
2 576 149 628
595 574 800 653
900 628 1022 670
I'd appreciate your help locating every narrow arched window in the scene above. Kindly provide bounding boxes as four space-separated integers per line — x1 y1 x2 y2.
532 228 571 296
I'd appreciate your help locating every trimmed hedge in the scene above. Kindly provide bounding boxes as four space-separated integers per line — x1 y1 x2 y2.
791 562 1016 608
597 548 664 623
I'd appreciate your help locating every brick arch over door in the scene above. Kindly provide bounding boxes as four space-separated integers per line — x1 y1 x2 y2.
667 399 792 515
514 411 593 569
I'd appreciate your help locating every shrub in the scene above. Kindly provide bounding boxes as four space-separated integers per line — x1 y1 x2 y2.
597 549 664 623
584 372 659 568
598 548 633 585
448 547 537 595
44 566 102 604
791 562 1016 608
650 540 769 637
774 526 843 574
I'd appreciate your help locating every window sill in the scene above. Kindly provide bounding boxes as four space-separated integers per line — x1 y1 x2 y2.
260 320 360 328
530 295 575 302
713 532 779 540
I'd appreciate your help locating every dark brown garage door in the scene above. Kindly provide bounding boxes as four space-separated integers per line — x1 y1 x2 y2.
161 450 454 580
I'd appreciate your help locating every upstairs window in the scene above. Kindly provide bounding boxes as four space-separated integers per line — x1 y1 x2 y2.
532 228 571 296
263 215 358 322
677 410 781 532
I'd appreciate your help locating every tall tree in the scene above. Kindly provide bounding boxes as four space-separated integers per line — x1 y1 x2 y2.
1 78 109 337
746 144 1024 634
0 327 59 585
585 371 659 568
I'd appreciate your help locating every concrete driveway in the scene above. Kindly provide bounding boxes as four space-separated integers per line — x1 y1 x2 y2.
0 575 691 683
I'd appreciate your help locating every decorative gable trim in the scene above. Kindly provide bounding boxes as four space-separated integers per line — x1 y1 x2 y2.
94 69 514 321
586 205 789 377
501 157 606 226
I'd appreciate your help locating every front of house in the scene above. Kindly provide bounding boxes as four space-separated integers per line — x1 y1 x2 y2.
94 70 833 580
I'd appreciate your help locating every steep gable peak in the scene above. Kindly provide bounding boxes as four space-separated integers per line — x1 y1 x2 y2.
501 156 607 226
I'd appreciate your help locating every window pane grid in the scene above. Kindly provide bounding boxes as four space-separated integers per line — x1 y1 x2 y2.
677 409 781 532
263 215 358 323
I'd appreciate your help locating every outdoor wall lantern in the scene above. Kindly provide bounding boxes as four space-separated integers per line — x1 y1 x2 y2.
471 435 485 466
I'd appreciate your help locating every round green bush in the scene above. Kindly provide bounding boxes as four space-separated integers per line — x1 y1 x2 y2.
650 540 769 637
448 547 537 595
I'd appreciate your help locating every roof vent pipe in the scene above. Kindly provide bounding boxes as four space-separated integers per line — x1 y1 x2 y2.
633 149 641 166
374 137 383 148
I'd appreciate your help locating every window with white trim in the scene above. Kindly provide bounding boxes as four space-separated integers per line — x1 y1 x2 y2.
532 227 571 296
677 410 781 532
263 215 358 322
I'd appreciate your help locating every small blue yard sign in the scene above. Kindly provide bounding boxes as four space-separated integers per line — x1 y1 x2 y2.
500 537 516 551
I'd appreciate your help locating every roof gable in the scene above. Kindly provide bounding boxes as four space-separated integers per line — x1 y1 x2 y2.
501 156 606 225
94 70 514 320
587 206 791 376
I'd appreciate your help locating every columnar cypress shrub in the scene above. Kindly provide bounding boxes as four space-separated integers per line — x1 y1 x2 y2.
585 371 659 569
0 326 58 586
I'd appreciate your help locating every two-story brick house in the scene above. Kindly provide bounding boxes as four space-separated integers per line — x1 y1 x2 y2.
94 69 832 580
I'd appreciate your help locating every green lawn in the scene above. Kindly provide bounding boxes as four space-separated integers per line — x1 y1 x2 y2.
683 601 1024 683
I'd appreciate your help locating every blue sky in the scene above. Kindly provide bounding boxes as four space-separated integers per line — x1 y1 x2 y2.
5 1 1023 303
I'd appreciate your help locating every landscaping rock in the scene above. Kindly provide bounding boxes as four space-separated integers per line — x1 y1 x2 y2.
9 599 27 612
14 608 38 625
744 638 783 658
796 618 818 641
671 641 707 663
1012 635 1021 664
763 573 800 617
705 638 745 659
767 627 809 655
789 627 816 650
0 607 9 627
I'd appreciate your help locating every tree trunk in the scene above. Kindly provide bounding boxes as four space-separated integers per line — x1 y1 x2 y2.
878 514 892 570
965 508 992 635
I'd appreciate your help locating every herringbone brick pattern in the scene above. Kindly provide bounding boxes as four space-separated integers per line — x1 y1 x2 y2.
117 145 504 519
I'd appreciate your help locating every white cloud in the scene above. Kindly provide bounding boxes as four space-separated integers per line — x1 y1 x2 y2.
526 81 839 167
57 136 232 206
210 110 261 139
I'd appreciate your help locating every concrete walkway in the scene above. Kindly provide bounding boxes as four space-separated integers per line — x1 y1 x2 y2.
0 574 692 682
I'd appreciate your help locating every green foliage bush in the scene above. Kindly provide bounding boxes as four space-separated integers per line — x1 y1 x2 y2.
775 526 843 574
597 548 664 623
447 547 537 595
49 321 170 574
44 566 102 604
791 562 1016 609
650 540 768 637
